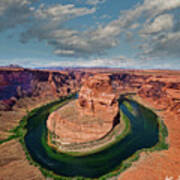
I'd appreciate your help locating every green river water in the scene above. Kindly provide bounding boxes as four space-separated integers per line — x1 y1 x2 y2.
24 97 159 178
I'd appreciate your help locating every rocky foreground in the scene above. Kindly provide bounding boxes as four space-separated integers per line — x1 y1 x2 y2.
0 67 180 179
47 74 119 144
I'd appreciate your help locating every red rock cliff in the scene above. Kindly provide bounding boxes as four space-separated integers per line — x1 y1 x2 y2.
0 68 91 110
78 74 119 121
47 74 120 144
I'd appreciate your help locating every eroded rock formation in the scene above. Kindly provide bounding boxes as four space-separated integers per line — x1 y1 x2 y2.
47 74 120 144
0 68 91 111
78 74 119 122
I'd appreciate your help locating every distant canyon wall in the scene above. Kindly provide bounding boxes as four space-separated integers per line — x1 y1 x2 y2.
0 68 91 111
0 68 180 113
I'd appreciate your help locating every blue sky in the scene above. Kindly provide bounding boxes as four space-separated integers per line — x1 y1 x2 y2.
0 0 180 69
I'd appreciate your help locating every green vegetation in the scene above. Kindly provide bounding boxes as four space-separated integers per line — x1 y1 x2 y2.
0 94 169 180
0 115 29 144
96 100 169 180
124 99 169 151
0 94 77 178
48 108 131 157
0 135 17 144
0 94 75 145
148 119 169 151
7 94 77 179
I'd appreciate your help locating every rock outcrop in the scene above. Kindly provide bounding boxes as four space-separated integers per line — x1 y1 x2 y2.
47 74 120 144
78 74 119 122
0 68 91 111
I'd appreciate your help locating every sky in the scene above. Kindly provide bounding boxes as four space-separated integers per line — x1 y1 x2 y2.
0 0 180 69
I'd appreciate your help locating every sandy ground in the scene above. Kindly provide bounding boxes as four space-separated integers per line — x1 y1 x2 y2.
0 96 57 180
0 140 44 180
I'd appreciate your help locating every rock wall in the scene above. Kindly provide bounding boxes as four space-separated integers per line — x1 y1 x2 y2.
1 68 179 115
0 68 91 111
47 101 120 144
47 74 120 144
78 74 119 122
110 71 180 112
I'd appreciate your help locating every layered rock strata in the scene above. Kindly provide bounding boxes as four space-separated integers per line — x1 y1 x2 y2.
0 68 91 111
47 74 120 144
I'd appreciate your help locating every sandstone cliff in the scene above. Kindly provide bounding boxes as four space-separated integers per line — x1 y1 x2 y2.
47 74 120 144
0 68 91 111
78 74 119 122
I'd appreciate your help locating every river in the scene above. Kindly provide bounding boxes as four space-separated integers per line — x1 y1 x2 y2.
24 98 159 178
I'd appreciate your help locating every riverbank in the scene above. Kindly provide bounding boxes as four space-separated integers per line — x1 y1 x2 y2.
100 98 169 180
22 96 169 179
118 95 180 180
0 94 169 180
47 102 130 156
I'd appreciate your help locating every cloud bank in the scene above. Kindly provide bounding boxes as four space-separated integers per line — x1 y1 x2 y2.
0 0 180 61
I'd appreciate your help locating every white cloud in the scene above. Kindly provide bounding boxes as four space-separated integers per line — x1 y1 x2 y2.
35 4 96 23
44 56 137 68
86 0 106 6
141 14 174 34
54 49 75 55
69 0 180 58
1 0 180 60
105 0 180 58
95 0 180 34
1 56 180 70
0 56 133 68
130 23 139 30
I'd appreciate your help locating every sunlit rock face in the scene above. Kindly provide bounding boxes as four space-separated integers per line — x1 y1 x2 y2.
47 74 120 144
78 74 119 122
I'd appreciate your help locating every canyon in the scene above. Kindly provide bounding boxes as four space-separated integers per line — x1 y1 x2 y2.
0 67 180 180
0 68 92 141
